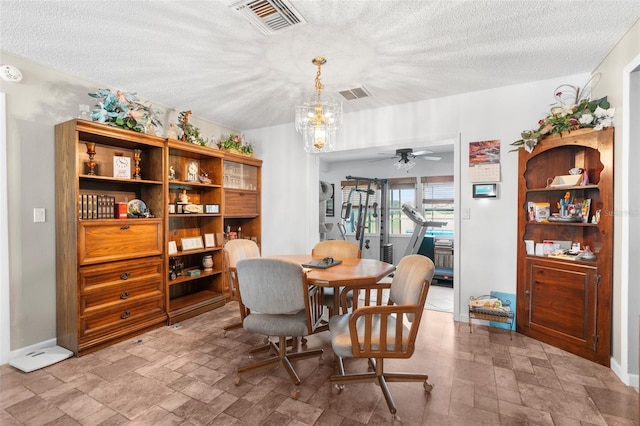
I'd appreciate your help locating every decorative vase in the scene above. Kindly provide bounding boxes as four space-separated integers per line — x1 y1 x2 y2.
202 255 213 272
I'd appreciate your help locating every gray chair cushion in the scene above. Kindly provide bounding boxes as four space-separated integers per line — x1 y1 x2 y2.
329 313 409 358
243 309 309 337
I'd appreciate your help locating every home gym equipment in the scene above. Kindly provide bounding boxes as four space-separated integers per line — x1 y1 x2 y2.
402 203 445 257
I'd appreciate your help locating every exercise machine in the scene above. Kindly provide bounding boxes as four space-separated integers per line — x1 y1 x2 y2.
341 176 389 259
402 203 445 257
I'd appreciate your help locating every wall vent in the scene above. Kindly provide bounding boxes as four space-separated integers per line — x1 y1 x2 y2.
229 0 306 35
339 86 371 100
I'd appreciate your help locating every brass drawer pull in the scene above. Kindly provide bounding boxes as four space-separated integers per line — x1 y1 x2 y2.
120 225 130 230
121 310 131 319
120 291 130 300
120 272 130 280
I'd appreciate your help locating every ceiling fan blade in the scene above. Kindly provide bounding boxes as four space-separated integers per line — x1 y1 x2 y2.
412 149 434 156
419 156 441 161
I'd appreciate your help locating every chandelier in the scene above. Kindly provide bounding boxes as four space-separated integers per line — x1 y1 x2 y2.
295 57 342 153
394 157 416 171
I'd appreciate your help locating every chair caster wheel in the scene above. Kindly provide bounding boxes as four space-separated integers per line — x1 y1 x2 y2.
290 388 300 399
423 381 433 392
263 336 270 344
331 383 344 395
318 355 324 364
234 375 241 386
391 414 401 424
301 337 307 346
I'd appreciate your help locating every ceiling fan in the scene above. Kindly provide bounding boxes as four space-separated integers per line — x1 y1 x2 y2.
371 148 441 169
373 148 442 162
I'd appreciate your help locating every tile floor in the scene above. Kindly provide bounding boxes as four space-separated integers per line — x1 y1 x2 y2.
1 303 638 425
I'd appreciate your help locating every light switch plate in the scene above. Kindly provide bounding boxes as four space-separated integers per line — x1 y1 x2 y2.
33 208 46 223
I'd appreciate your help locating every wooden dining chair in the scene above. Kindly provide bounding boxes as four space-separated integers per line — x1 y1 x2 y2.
328 254 435 419
223 239 261 336
234 258 324 399
312 240 361 317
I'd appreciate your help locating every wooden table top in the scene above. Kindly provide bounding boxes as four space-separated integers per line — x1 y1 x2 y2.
270 255 396 287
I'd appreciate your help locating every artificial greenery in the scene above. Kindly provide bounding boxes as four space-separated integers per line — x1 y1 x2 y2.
178 110 207 146
88 89 162 133
217 134 254 155
511 96 614 153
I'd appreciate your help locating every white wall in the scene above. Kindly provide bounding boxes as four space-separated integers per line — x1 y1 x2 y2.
1 92 10 364
592 18 640 387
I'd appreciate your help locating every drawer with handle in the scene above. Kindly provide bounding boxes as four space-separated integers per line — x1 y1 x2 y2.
79 297 165 340
78 219 162 265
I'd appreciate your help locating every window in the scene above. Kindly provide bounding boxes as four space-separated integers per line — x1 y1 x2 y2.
421 176 454 236
388 177 417 235
340 181 378 235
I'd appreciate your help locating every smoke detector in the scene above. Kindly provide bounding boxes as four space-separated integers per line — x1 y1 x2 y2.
1 65 23 83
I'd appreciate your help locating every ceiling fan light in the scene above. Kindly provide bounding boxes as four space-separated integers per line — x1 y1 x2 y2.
394 159 416 171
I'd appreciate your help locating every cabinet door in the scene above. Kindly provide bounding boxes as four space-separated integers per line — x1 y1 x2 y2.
523 258 598 351
224 190 259 216
79 219 162 265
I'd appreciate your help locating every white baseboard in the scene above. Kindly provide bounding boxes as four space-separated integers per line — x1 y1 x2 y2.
610 356 639 390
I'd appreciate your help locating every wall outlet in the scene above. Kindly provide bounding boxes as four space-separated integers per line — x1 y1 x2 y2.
462 208 471 220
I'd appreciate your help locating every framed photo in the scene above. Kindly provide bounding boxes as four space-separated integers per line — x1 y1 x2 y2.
204 204 220 214
168 241 178 255
204 233 215 248
215 232 224 247
181 236 204 251
168 204 176 214
326 184 335 217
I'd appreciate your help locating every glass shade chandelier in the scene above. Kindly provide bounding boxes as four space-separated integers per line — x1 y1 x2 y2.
394 157 416 171
295 57 342 153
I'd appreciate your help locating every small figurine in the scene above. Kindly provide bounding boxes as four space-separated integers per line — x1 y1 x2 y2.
198 170 211 184
169 165 175 180
558 191 571 217
177 188 190 204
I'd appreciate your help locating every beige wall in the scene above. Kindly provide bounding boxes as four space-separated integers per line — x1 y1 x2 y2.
0 51 235 352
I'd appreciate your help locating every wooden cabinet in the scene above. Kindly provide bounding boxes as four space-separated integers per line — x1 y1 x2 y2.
165 140 225 324
55 119 167 355
56 120 264 353
223 153 262 241
222 153 262 296
516 127 613 366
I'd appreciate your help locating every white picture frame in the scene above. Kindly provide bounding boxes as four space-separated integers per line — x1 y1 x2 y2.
181 236 204 251
204 233 215 248
168 240 178 255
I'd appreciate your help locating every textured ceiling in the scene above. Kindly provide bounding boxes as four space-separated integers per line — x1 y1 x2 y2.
1 1 640 135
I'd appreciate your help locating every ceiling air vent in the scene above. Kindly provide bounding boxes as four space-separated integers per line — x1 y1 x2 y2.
339 86 371 100
229 0 306 35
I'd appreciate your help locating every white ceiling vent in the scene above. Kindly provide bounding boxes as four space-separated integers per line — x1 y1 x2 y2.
229 0 306 35
339 86 371 100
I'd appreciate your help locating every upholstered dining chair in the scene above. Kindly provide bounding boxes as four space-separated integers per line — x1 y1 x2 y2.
328 254 435 419
312 240 361 317
223 239 261 336
234 257 324 399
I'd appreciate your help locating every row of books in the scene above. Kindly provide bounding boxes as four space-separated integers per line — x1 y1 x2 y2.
79 194 120 219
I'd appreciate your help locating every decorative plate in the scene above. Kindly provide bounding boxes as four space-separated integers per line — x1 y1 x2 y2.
127 199 147 216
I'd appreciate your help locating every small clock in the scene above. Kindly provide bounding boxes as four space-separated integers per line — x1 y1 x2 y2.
186 160 199 182
113 156 131 178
